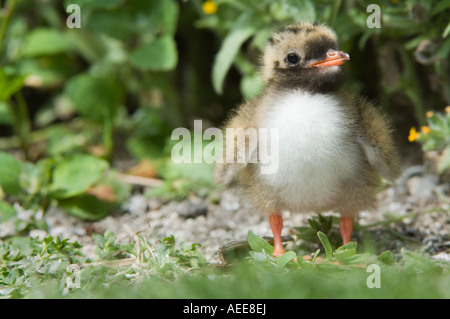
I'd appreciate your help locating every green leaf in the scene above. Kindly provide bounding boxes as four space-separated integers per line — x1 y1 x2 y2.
308 218 320 230
65 30 108 63
145 0 179 35
333 242 357 261
317 231 333 259
277 251 297 268
437 147 450 174
65 74 122 123
291 226 317 242
318 214 332 232
212 13 256 94
430 0 450 16
312 248 320 264
240 74 263 100
92 229 121 257
161 161 214 185
0 200 16 222
270 0 316 22
0 68 25 102
128 0 179 36
22 28 74 56
251 27 273 50
401 249 441 271
341 253 370 265
436 37 450 59
295 0 316 21
87 11 134 40
377 250 395 265
0 152 22 195
45 127 86 157
19 159 53 195
9 237 34 255
64 0 124 11
336 241 357 251
129 35 178 71
50 155 109 198
443 22 450 38
58 194 109 221
126 136 166 160
249 251 271 262
270 2 292 21
17 55 77 88
247 230 274 255
0 102 12 124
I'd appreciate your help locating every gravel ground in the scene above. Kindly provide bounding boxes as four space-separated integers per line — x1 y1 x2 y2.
35 164 449 263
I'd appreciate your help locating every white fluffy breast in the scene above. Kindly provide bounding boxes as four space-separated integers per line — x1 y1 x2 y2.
258 90 361 211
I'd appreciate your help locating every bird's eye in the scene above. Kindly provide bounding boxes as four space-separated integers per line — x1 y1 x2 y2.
327 50 338 58
286 53 299 66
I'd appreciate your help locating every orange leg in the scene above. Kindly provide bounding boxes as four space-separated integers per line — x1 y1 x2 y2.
339 216 354 245
269 213 286 256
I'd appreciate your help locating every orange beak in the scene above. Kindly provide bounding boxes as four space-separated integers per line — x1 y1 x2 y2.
309 49 350 68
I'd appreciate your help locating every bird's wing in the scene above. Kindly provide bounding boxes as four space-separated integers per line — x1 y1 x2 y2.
214 100 259 185
355 97 401 182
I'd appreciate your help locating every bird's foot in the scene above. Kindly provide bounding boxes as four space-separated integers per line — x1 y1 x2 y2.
272 245 286 257
339 215 354 245
269 213 286 257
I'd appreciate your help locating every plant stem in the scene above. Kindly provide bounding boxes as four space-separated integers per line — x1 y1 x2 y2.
0 0 18 54
102 110 113 161
435 60 450 105
14 91 31 160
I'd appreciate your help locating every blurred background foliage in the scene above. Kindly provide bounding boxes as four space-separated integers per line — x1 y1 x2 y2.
0 0 449 222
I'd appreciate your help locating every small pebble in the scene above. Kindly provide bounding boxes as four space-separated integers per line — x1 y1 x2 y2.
406 174 438 198
176 200 208 219
431 252 450 262
220 191 241 211
124 195 148 216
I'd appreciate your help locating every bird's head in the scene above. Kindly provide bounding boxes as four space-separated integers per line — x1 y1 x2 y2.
262 22 350 93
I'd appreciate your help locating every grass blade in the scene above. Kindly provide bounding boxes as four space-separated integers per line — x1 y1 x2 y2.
317 231 333 259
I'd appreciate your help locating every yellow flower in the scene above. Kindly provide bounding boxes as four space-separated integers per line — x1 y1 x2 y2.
408 127 420 142
202 0 218 15
421 126 430 134
445 106 450 113
425 111 433 118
